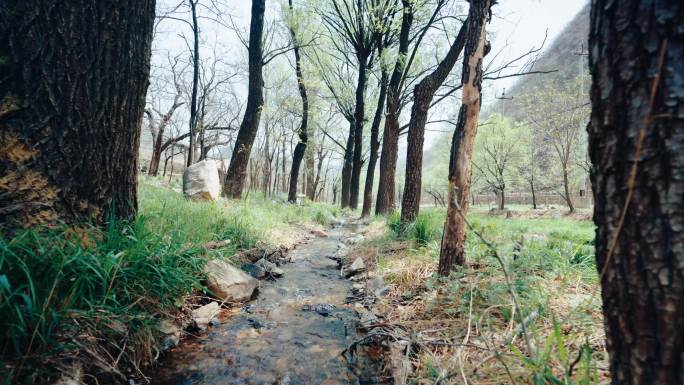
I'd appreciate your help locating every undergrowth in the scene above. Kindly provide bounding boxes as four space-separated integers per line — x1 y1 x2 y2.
366 207 606 384
0 177 340 384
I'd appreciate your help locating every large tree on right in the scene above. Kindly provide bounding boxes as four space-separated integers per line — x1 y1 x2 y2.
588 1 683 383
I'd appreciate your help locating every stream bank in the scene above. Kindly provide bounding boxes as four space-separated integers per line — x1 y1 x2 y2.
146 223 387 385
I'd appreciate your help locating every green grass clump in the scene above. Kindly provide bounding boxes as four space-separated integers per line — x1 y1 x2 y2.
0 178 341 383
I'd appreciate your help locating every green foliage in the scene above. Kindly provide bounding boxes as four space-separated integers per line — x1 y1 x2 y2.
388 210 443 246
0 179 341 382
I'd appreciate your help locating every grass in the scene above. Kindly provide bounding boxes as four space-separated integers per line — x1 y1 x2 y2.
0 176 341 384
354 207 606 384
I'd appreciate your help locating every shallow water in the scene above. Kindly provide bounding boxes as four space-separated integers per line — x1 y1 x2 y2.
147 225 380 385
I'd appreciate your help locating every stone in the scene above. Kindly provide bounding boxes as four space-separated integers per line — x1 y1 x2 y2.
343 257 366 278
158 319 181 351
182 159 221 201
206 259 259 302
255 258 284 277
344 234 365 245
312 229 329 237
241 263 267 279
192 302 220 331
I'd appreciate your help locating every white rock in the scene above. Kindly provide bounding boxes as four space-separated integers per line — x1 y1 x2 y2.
183 159 221 201
192 302 220 331
205 259 259 302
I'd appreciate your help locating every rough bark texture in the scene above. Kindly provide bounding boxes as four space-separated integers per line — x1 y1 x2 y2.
223 0 265 198
0 0 155 233
438 0 490 275
400 21 468 223
350 58 370 209
361 68 389 217
588 1 684 383
341 119 355 208
376 1 413 215
287 0 309 203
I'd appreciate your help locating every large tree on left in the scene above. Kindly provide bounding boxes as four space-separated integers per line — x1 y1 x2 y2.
0 0 156 233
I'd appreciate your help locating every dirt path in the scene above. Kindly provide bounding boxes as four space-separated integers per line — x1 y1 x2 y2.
147 224 380 385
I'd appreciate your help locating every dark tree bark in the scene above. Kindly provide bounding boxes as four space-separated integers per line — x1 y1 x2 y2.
361 68 389 217
530 180 537 209
350 56 371 209
376 0 414 215
187 0 200 166
400 20 469 223
341 119 355 208
223 0 265 198
588 1 684 383
287 0 309 203
0 0 155 233
438 0 491 274
561 165 575 212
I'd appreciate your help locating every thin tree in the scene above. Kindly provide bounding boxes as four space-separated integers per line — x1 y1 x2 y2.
438 0 491 274
223 0 266 198
588 0 683 383
0 0 155 232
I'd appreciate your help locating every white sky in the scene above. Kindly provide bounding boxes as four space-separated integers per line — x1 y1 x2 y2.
149 0 589 161
483 0 589 105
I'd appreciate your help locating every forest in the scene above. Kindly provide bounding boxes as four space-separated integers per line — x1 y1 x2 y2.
0 0 682 384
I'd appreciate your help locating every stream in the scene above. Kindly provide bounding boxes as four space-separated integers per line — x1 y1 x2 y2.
147 224 383 385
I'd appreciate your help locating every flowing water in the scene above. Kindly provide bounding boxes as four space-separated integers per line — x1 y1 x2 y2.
147 225 382 385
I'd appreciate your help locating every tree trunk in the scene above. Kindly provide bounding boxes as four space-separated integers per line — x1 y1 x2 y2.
187 0 200 167
437 0 490 275
0 0 154 233
562 165 575 213
375 0 413 216
148 134 163 176
400 21 468 223
305 151 315 200
223 0 265 198
499 189 505 210
341 119 355 208
350 57 370 210
362 69 389 217
588 1 684 383
530 179 537 209
287 0 309 204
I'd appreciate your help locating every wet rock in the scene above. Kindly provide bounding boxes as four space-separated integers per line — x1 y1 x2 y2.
192 302 220 331
356 307 379 329
241 263 266 279
314 303 335 317
342 257 366 278
247 317 272 329
344 234 365 245
302 303 336 317
205 259 259 302
183 159 221 201
255 258 284 277
243 304 257 314
158 319 182 351
312 229 329 237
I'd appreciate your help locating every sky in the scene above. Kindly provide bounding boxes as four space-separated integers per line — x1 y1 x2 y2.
148 0 590 160
482 0 589 105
